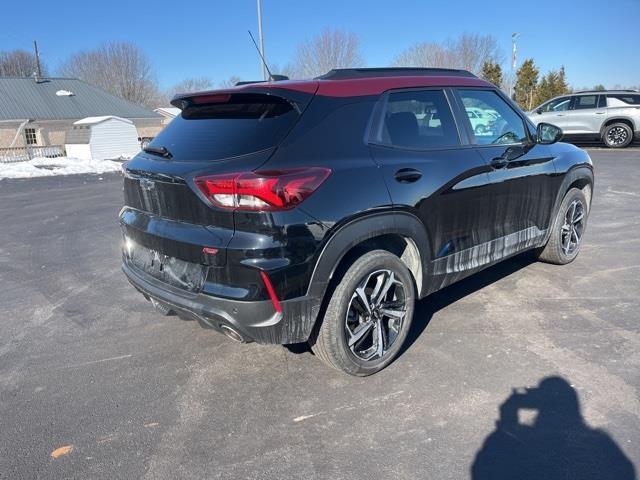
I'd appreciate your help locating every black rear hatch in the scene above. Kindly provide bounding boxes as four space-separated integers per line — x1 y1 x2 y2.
121 89 314 286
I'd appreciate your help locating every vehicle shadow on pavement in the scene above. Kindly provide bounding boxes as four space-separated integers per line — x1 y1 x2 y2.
471 376 636 479
403 251 536 354
286 252 538 357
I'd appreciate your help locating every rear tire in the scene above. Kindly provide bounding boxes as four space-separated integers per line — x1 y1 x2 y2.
602 123 632 148
310 250 415 376
536 188 589 265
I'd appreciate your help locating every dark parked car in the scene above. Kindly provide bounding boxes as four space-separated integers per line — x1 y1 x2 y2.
120 68 593 376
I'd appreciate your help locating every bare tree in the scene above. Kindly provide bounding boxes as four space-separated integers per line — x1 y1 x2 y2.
58 42 159 108
393 42 457 69
0 49 47 77
453 33 502 74
156 77 215 105
169 77 214 95
289 28 364 79
218 75 242 88
393 33 502 75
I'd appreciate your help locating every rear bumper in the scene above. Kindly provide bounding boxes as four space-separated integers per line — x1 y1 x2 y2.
123 261 320 344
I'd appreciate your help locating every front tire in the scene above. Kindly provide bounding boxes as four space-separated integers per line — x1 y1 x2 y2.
602 123 632 148
310 250 416 376
536 188 589 265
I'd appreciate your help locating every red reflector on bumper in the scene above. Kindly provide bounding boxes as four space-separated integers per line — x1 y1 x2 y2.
260 271 282 313
202 247 218 255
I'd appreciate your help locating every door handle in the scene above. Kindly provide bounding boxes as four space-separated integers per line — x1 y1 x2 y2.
394 168 422 183
555 114 566 117
595 111 606 114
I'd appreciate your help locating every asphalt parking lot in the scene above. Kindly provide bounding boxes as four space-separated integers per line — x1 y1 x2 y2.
1 149 639 479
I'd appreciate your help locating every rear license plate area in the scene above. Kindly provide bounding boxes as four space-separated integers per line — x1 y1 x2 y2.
124 237 206 292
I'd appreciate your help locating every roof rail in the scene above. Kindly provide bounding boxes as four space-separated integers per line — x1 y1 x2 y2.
316 68 477 80
574 89 639 94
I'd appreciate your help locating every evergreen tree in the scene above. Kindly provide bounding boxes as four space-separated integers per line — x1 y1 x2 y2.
514 58 539 110
480 60 503 88
534 66 570 106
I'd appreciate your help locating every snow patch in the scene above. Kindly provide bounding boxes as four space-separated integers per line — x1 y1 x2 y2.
0 156 125 179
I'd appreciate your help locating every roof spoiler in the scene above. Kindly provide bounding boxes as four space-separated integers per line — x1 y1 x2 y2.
170 78 317 110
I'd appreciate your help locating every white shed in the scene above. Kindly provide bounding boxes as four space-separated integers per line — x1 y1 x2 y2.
65 116 140 161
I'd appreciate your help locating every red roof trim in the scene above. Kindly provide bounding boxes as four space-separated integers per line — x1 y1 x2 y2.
317 76 492 97
175 76 492 103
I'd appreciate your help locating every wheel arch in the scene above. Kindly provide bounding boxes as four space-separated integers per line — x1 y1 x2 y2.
600 117 636 137
306 211 431 305
544 165 594 244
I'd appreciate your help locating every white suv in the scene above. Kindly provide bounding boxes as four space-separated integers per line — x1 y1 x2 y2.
528 90 640 148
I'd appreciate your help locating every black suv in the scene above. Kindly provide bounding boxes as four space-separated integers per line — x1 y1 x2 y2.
121 68 593 376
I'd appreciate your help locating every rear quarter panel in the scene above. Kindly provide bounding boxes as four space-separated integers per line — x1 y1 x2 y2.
265 95 392 229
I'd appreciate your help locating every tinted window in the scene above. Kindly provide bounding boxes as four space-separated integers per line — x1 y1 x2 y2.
541 97 571 112
607 94 640 105
458 89 527 145
376 89 459 149
573 95 598 110
148 94 300 161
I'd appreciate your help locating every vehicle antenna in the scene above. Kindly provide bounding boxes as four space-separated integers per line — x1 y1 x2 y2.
248 30 273 81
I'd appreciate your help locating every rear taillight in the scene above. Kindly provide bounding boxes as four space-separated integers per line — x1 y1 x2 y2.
194 167 331 211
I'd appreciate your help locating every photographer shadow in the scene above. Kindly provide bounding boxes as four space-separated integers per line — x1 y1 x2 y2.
472 376 636 480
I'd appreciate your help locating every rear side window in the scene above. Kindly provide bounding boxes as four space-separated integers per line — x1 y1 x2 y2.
457 89 527 145
149 94 301 161
607 94 640 105
573 95 598 110
374 89 459 149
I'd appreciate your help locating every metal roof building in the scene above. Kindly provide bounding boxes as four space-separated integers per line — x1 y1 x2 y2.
0 77 160 121
0 77 162 151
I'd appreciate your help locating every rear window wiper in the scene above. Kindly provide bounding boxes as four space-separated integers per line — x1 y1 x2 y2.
143 145 173 158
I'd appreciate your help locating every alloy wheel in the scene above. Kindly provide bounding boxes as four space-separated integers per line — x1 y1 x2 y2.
560 199 585 255
606 126 628 146
344 269 407 361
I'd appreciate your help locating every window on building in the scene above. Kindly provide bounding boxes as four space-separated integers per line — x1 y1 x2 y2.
24 128 38 145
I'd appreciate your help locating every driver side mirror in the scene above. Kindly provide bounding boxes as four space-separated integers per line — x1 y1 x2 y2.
536 122 563 144
535 108 543 115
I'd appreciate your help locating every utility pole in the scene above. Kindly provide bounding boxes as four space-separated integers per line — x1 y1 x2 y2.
33 40 42 80
256 0 268 81
510 32 520 99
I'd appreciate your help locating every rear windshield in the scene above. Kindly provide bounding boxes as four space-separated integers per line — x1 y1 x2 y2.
149 94 301 161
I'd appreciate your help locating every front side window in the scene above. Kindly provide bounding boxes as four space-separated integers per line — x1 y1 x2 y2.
24 128 38 145
458 89 527 145
573 95 598 110
375 89 459 149
541 96 571 112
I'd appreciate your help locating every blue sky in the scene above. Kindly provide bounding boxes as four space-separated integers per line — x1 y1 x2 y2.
2 0 639 89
